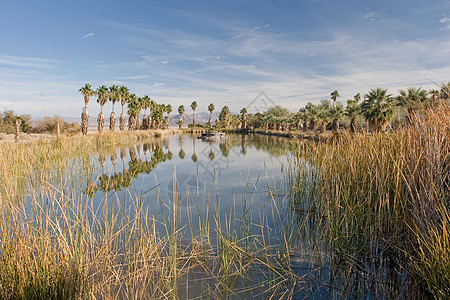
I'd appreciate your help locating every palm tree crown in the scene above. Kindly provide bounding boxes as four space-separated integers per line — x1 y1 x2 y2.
96 85 109 113
80 83 94 108
331 90 340 106
362 87 394 132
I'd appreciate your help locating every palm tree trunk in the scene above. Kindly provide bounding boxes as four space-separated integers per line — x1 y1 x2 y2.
15 119 21 142
350 117 357 133
135 117 141 130
128 115 135 131
97 112 104 134
308 120 315 131
332 118 339 133
110 111 116 132
142 115 148 130
303 121 308 132
81 107 89 135
119 113 125 131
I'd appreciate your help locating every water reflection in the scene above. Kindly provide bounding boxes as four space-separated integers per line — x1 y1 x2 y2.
91 140 173 193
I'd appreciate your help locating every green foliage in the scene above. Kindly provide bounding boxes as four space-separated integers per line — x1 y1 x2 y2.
178 105 185 116
79 83 94 107
362 88 394 131
190 101 197 111
96 85 109 110
0 110 32 134
397 86 428 110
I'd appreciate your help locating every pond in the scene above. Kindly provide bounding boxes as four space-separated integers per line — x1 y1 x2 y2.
22 133 408 299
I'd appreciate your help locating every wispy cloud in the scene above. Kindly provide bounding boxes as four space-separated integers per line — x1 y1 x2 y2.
81 32 94 39
0 55 57 69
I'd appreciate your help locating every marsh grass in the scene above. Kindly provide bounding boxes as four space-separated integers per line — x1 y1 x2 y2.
292 103 449 298
2 108 447 299
0 132 301 299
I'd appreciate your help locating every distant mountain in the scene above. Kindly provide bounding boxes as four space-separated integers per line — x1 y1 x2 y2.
169 111 220 126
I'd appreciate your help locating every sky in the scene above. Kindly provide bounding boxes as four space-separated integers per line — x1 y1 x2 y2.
1 0 450 119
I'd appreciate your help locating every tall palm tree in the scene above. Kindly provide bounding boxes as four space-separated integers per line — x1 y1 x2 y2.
141 96 151 129
165 104 172 129
119 86 129 131
79 83 94 135
361 88 394 132
331 90 340 107
178 105 185 129
190 101 198 126
240 107 247 129
127 94 139 131
96 85 109 134
152 104 164 129
219 106 230 128
397 86 428 124
208 103 215 127
345 95 361 133
109 85 119 132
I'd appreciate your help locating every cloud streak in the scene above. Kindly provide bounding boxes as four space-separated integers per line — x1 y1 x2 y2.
81 33 94 39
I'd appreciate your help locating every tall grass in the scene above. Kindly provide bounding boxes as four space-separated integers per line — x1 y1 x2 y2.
292 103 449 298
0 132 299 299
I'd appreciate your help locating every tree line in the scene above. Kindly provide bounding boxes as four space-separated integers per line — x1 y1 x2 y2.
80 83 450 134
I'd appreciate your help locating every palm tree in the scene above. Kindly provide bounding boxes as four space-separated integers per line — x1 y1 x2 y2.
127 94 139 131
345 95 361 133
219 106 230 128
178 105 185 129
331 90 340 107
317 100 331 133
141 96 151 129
305 102 319 132
397 87 428 124
240 107 247 129
79 83 94 135
361 88 394 132
119 86 129 131
165 104 172 129
208 103 215 127
109 85 119 132
152 104 164 129
330 102 344 133
96 85 109 134
190 101 198 126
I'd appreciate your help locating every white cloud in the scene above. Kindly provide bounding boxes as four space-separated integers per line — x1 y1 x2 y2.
81 33 94 39
439 17 450 23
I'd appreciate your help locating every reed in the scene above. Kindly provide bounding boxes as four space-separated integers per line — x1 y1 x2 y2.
292 103 449 297
0 132 299 299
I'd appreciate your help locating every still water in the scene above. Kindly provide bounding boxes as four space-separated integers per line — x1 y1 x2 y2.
90 134 296 232
27 133 406 298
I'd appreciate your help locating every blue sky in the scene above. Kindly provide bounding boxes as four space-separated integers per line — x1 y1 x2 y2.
1 0 450 118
